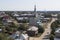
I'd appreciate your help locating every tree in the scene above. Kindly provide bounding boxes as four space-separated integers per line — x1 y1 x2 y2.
50 34 54 40
51 20 60 35
37 25 44 33
0 33 13 40
50 20 60 40
18 23 28 31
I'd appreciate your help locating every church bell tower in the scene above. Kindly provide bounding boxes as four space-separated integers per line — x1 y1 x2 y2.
34 5 36 13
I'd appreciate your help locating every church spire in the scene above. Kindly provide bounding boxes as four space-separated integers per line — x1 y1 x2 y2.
34 5 36 12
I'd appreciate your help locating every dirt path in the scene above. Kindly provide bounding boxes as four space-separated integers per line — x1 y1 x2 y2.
29 18 57 40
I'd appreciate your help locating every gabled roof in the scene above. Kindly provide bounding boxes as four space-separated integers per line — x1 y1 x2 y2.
13 14 19 17
55 28 60 33
28 26 38 31
16 17 24 20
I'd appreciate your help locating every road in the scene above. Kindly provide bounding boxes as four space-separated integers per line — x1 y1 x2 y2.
29 18 57 40
39 18 57 40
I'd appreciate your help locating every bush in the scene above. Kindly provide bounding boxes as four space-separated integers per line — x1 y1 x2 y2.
37 25 44 33
50 34 54 40
18 24 28 31
0 33 13 40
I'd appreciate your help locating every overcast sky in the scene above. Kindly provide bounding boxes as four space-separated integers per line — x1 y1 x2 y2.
0 0 60 11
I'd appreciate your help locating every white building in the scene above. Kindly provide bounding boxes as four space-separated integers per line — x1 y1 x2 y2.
54 28 60 40
13 13 19 17
55 28 60 37
10 31 29 40
28 26 38 31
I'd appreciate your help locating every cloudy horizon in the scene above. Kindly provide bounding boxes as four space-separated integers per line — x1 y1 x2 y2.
0 0 60 11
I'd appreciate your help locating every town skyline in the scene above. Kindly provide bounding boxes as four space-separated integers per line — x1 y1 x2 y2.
0 0 60 11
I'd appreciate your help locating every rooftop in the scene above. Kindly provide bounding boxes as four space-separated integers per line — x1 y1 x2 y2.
28 26 38 31
55 28 60 33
